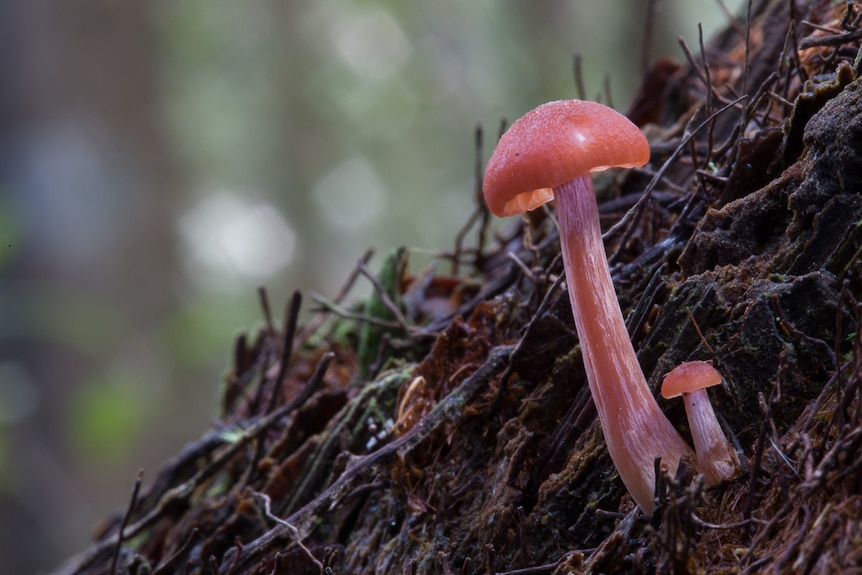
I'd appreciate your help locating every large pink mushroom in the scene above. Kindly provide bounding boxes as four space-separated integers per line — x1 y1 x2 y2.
483 100 694 512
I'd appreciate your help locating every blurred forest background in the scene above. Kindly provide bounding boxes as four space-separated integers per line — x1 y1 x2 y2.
0 1 742 572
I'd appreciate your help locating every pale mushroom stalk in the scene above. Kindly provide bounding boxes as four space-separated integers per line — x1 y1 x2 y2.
554 175 694 512
682 390 740 484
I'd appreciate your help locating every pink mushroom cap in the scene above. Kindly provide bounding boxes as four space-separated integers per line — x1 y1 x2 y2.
661 360 723 399
483 99 650 217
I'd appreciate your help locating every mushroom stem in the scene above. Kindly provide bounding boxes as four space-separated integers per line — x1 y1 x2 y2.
554 175 694 512
682 390 741 485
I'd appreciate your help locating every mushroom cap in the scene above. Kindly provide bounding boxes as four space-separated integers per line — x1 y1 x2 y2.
483 99 650 217
661 360 723 399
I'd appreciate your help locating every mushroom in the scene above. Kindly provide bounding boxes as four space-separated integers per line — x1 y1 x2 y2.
661 361 740 485
483 100 694 512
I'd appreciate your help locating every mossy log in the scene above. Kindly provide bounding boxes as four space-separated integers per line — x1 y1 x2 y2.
55 1 862 574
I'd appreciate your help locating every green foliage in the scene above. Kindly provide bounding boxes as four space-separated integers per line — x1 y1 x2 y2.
70 373 148 462
357 246 409 379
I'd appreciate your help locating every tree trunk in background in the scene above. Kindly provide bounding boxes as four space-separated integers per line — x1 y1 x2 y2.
0 1 181 571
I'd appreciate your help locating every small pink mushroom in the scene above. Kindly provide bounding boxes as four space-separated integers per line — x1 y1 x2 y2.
661 361 741 485
483 100 694 512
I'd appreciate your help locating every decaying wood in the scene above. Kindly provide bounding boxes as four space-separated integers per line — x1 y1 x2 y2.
54 1 862 573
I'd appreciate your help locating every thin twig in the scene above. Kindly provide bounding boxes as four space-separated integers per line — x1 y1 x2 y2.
606 96 746 265
716 0 747 38
240 291 305 488
438 552 455 575
308 292 403 330
493 550 594 575
357 259 414 333
61 353 334 575
698 23 716 171
742 0 752 99
220 345 514 573
222 541 241 575
600 73 612 108
110 469 144 575
256 492 323 571
572 52 586 100
678 36 734 107
800 26 862 49
770 294 837 365
297 247 375 343
452 124 490 275
505 251 536 281
493 271 566 408
266 290 302 414
258 286 275 333
840 1 858 29
517 505 530 568
152 528 200 575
